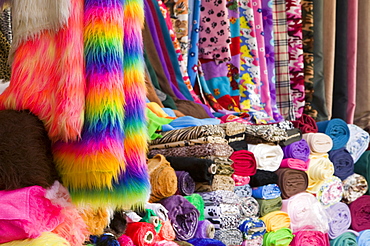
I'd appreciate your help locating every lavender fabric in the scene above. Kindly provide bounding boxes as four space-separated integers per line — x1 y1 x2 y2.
176 171 195 196
326 202 351 239
328 147 354 180
282 139 310 162
159 195 200 240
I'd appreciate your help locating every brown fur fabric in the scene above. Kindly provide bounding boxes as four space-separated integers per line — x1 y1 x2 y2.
0 110 59 190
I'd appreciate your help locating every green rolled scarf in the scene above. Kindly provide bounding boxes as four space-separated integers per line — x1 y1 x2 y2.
329 231 358 246
263 228 294 246
185 193 205 221
256 197 283 217
139 208 162 233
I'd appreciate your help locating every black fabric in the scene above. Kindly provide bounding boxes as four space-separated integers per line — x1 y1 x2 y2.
249 170 279 188
226 133 248 151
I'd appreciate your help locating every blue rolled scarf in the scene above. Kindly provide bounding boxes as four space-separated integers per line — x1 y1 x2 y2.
239 217 267 240
252 184 281 200
329 147 354 180
317 118 350 150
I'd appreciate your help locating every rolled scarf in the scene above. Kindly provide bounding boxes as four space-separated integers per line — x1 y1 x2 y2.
153 240 179 246
149 136 228 149
221 122 247 136
303 133 333 154
145 203 169 222
341 173 368 204
232 174 251 186
291 231 330 246
211 175 235 192
198 190 240 206
193 220 215 239
326 202 351 239
280 158 309 171
317 118 350 150
345 124 370 163
184 193 205 221
238 217 266 240
329 231 358 246
234 184 252 198
247 144 284 171
157 220 176 241
329 148 354 180
262 228 294 246
176 171 195 196
204 203 241 228
249 170 279 187
148 155 178 202
282 139 310 162
256 197 283 217
239 196 260 218
275 168 308 199
230 150 257 176
164 156 214 182
306 154 335 194
117 235 135 246
159 195 200 240
216 164 234 176
0 232 70 246
244 124 289 143
150 125 225 145
282 192 329 233
214 229 243 246
349 195 370 231
242 236 263 246
279 128 303 147
316 176 344 207
149 143 234 158
0 186 62 243
252 184 281 200
354 151 370 195
140 209 162 233
187 238 226 246
260 211 291 232
124 222 156 246
195 182 212 192
357 229 370 246
292 114 318 133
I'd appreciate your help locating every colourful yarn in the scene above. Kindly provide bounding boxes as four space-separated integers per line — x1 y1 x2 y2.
124 222 156 246
117 235 135 246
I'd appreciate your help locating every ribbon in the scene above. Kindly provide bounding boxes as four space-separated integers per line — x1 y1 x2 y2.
124 222 156 246
291 231 329 246
349 195 370 232
176 171 195 196
317 118 350 150
341 173 368 204
275 168 308 199
329 147 354 180
280 158 309 171
238 217 266 240
247 144 284 172
230 150 257 176
262 228 293 246
292 114 318 133
249 170 279 187
329 231 358 246
193 220 215 239
302 132 333 154
316 176 343 207
306 154 334 194
252 184 281 200
282 139 310 162
326 202 351 239
260 211 290 232
256 197 282 217
345 124 370 163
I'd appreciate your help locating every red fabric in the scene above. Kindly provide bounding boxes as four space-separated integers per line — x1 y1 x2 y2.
291 231 329 246
349 195 370 231
230 150 257 176
292 114 318 133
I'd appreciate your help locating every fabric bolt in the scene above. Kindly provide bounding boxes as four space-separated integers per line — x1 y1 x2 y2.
329 231 358 246
198 190 240 206
140 209 162 233
184 193 205 221
239 196 260 218
278 128 302 147
221 122 247 136
282 138 310 162
249 169 279 187
242 236 264 246
357 230 370 246
174 241 194 246
145 203 169 222
239 217 266 240
159 195 200 241
147 155 178 202
354 151 370 195
214 229 244 246
306 153 335 194
149 136 228 149
234 184 253 198
272 0 295 120
341 173 368 204
326 202 351 239
195 182 212 193
345 124 370 163
230 150 257 176
302 0 316 118
303 133 333 154
263 228 293 246
149 143 234 158
232 174 251 186
256 196 283 217
292 114 318 133
204 203 241 219
226 133 248 151
328 148 354 180
275 168 308 199
260 211 290 232
291 231 329 246
187 238 226 246
281 192 330 233
0 186 62 243
0 31 10 81
349 195 370 231
194 220 215 239
117 235 135 246
157 219 176 241
252 184 281 200
280 158 309 172
176 171 195 196
146 108 174 140
0 8 11 44
163 156 213 182
316 176 343 207
245 124 288 143
211 175 235 192
248 144 284 171
216 164 235 176
124 222 156 246
317 119 350 150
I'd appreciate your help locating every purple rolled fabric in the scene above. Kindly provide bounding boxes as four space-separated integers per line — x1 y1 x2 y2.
159 195 200 240
193 220 215 239
176 171 195 196
326 202 351 239
328 147 354 180
282 139 310 162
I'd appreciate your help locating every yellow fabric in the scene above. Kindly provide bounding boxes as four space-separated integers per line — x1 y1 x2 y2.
0 232 70 246
261 211 291 232
306 153 335 194
146 102 177 119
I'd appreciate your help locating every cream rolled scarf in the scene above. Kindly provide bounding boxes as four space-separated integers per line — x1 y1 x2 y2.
306 153 335 194
248 144 284 172
345 124 370 163
302 133 333 154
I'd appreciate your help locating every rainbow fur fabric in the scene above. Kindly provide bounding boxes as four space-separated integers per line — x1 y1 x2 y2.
53 0 150 209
